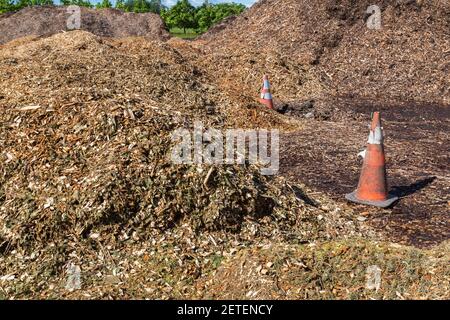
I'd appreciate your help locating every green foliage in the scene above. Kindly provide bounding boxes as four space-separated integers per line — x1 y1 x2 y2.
120 0 164 14
70 0 93 7
161 0 197 33
164 0 246 34
59 0 92 7
0 0 14 14
215 3 245 21
115 0 126 10
3 0 54 13
195 3 215 32
96 0 112 9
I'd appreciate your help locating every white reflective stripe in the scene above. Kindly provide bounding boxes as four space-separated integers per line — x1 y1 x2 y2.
367 127 383 144
263 92 272 99
264 80 270 89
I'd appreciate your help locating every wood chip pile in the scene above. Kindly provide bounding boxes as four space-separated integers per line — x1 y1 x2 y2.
198 0 450 105
0 32 369 298
0 1 448 299
0 6 169 45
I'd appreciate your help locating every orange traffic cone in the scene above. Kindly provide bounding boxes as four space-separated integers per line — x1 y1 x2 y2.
259 75 274 109
345 112 398 208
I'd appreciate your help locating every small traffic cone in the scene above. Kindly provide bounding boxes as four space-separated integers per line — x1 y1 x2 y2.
259 75 274 109
345 112 398 208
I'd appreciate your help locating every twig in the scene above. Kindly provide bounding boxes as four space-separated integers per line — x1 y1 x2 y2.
203 167 215 189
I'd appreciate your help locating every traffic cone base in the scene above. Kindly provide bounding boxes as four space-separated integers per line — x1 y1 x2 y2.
345 191 398 208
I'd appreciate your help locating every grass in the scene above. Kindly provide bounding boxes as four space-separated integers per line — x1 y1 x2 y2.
169 28 199 39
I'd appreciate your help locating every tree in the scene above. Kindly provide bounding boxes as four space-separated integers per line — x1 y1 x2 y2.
115 0 126 11
121 0 133 11
0 0 14 14
162 0 197 33
119 0 163 13
72 0 93 7
13 0 54 11
148 0 162 13
96 0 112 9
213 3 245 23
195 3 215 32
133 0 147 12
194 2 246 33
59 0 92 7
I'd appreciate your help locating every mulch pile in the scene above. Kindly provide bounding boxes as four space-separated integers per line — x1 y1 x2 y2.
0 31 302 249
0 31 370 298
193 0 450 249
0 2 449 299
198 0 450 105
0 6 169 45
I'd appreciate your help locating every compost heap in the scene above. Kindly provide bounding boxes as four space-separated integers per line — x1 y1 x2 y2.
0 6 169 45
0 1 449 299
198 0 450 106
0 31 372 298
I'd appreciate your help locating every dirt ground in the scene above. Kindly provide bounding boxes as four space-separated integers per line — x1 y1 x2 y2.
279 98 449 248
